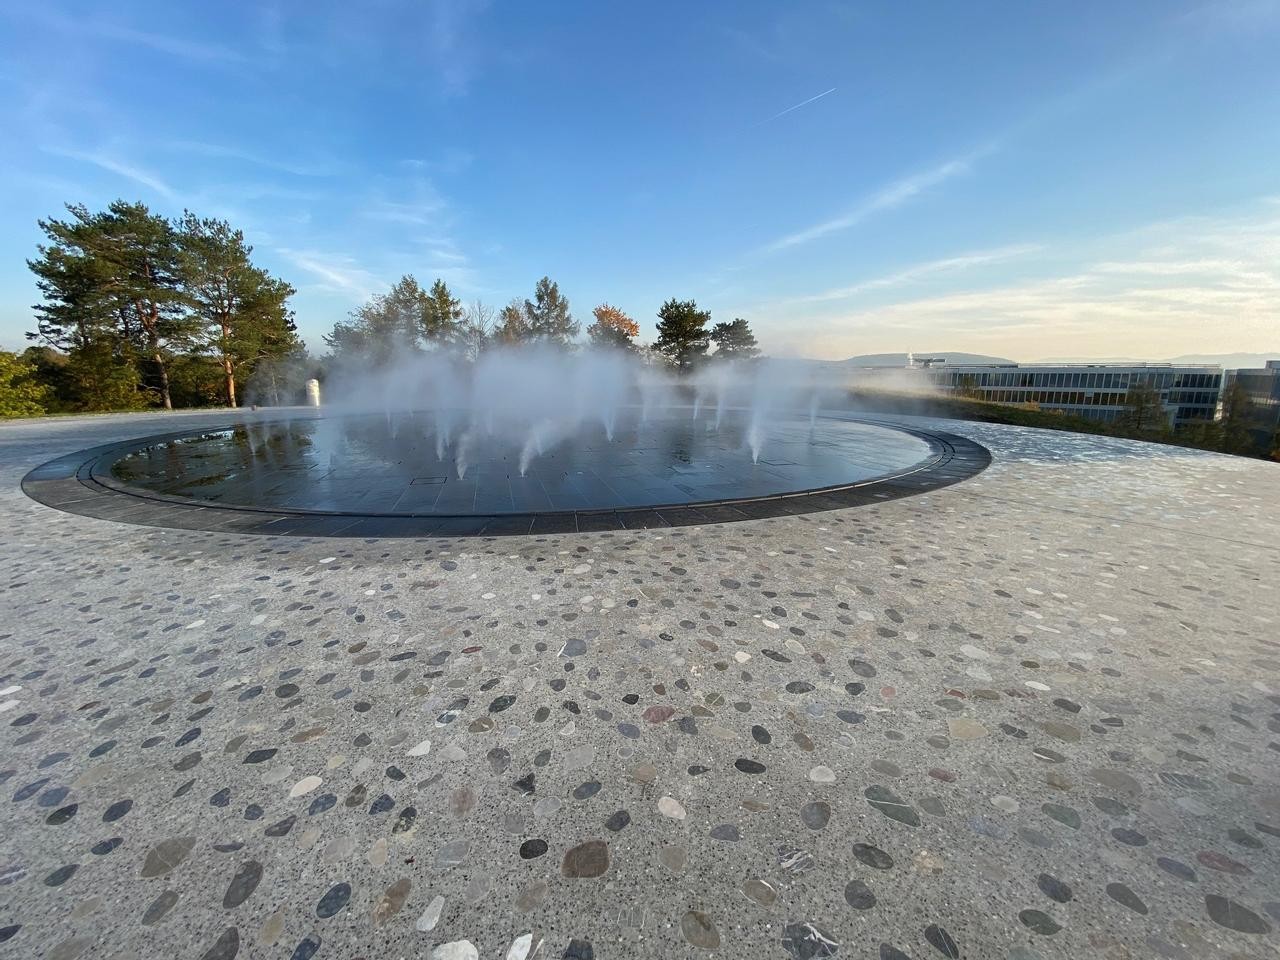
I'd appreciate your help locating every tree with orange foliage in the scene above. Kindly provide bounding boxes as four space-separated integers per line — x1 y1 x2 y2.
586 303 640 351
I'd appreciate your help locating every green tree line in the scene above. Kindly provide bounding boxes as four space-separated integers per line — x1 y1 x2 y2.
323 273 761 368
6 207 766 417
22 200 305 412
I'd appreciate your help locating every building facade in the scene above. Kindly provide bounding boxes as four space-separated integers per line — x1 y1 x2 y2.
923 363 1223 426
1223 360 1280 449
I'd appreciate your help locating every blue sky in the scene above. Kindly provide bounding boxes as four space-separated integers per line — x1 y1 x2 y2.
1 1 1278 360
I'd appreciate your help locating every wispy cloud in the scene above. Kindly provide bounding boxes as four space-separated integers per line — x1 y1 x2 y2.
1177 0 1280 34
428 0 491 95
24 10 244 63
44 147 177 200
277 242 480 310
276 248 383 301
759 46 1171 258
87 21 244 62
360 174 449 228
758 87 836 125
757 204 1280 360
764 147 992 252
164 141 339 178
780 244 1042 305
717 10 815 66
719 24 788 64
364 199 447 227
400 149 474 176
421 244 468 265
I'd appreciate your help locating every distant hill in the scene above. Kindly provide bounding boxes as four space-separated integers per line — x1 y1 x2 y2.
1166 353 1279 369
841 352 1015 367
1039 352 1279 369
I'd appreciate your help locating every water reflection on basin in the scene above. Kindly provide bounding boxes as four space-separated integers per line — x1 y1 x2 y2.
107 410 938 515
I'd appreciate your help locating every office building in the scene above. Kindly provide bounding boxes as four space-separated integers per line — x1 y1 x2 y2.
922 362 1223 426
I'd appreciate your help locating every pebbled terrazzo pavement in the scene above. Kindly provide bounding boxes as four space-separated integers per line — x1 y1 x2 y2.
0 409 1277 960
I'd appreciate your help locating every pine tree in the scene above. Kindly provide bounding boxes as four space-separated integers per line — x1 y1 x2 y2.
92 201 192 409
709 318 761 360
654 298 711 371
523 276 578 346
325 275 428 366
28 201 193 409
177 213 297 407
422 278 465 346
28 220 104 355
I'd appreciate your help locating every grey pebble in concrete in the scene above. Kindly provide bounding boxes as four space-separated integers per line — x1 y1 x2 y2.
0 408 1277 959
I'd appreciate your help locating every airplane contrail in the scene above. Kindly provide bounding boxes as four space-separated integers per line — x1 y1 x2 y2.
759 87 837 125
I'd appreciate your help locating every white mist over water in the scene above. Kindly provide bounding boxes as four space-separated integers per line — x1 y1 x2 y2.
324 346 850 476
